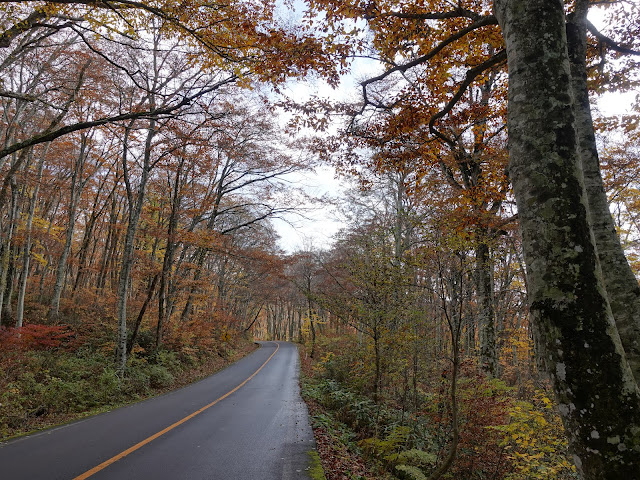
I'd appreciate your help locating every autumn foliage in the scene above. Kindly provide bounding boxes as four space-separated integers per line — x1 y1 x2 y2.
1 0 640 478
0 324 75 350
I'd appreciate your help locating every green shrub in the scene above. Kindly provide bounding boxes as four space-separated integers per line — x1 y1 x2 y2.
395 464 428 480
394 449 438 468
311 411 360 452
148 365 174 388
360 425 411 459
132 329 156 353
97 368 121 403
123 367 151 397
0 383 29 432
152 350 182 373
43 377 93 412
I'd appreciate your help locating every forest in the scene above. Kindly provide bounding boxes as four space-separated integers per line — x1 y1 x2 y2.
0 1 639 479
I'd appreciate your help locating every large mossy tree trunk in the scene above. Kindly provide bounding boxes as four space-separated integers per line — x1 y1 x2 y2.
494 0 640 477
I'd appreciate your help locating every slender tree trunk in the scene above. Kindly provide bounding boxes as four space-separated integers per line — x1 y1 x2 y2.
307 291 316 358
37 196 60 302
429 255 463 480
179 158 231 324
373 329 381 403
288 306 294 340
4 242 18 323
97 195 120 292
156 159 183 349
0 181 18 325
49 140 87 320
179 250 207 324
243 304 263 334
216 256 229 311
16 152 46 327
128 273 159 355
476 239 498 376
494 0 640 476
73 212 98 294
73 178 114 294
116 119 156 373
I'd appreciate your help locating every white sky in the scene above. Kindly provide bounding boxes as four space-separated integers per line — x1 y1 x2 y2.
271 166 345 253
271 1 380 253
271 75 359 254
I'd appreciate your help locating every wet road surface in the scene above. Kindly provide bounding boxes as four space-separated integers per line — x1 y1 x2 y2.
0 341 316 480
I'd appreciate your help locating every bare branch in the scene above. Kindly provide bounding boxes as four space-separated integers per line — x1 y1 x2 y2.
359 15 498 112
0 75 238 162
0 90 36 102
429 50 507 147
587 19 640 56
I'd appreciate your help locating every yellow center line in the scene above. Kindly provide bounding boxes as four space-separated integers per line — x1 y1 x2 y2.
73 341 280 480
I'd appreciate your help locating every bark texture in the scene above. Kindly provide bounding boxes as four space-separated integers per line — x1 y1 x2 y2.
494 0 640 477
566 6 640 383
16 154 45 328
476 240 498 376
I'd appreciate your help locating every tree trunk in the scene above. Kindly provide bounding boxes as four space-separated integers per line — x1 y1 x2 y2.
0 180 18 325
494 0 640 476
97 195 121 292
16 152 45 327
157 158 183 349
49 139 87 320
566 5 640 383
116 120 155 373
429 254 463 480
179 249 208 324
37 197 60 303
73 177 114 294
308 292 316 358
128 273 159 355
476 239 498 376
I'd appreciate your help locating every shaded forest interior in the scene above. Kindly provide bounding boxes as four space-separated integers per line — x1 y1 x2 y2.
1 1 640 479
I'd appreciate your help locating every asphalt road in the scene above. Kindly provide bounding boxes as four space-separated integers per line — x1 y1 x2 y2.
0 341 316 480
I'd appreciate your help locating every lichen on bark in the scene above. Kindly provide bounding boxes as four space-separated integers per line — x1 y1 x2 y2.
493 0 640 477
566 4 640 384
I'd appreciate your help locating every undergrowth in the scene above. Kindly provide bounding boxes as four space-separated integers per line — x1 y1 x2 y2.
299 334 578 480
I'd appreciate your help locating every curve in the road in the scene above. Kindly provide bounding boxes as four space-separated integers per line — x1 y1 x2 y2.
74 342 281 480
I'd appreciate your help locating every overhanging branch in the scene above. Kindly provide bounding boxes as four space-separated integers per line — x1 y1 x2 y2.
0 75 238 162
587 20 640 56
429 50 507 147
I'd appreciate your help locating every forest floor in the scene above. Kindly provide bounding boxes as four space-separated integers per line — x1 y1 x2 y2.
298 343 389 480
0 335 257 442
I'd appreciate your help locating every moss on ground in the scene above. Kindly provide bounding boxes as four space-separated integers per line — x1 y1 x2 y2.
307 450 327 480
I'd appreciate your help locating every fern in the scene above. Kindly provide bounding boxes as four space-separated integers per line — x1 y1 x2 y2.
395 464 428 480
396 449 437 467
